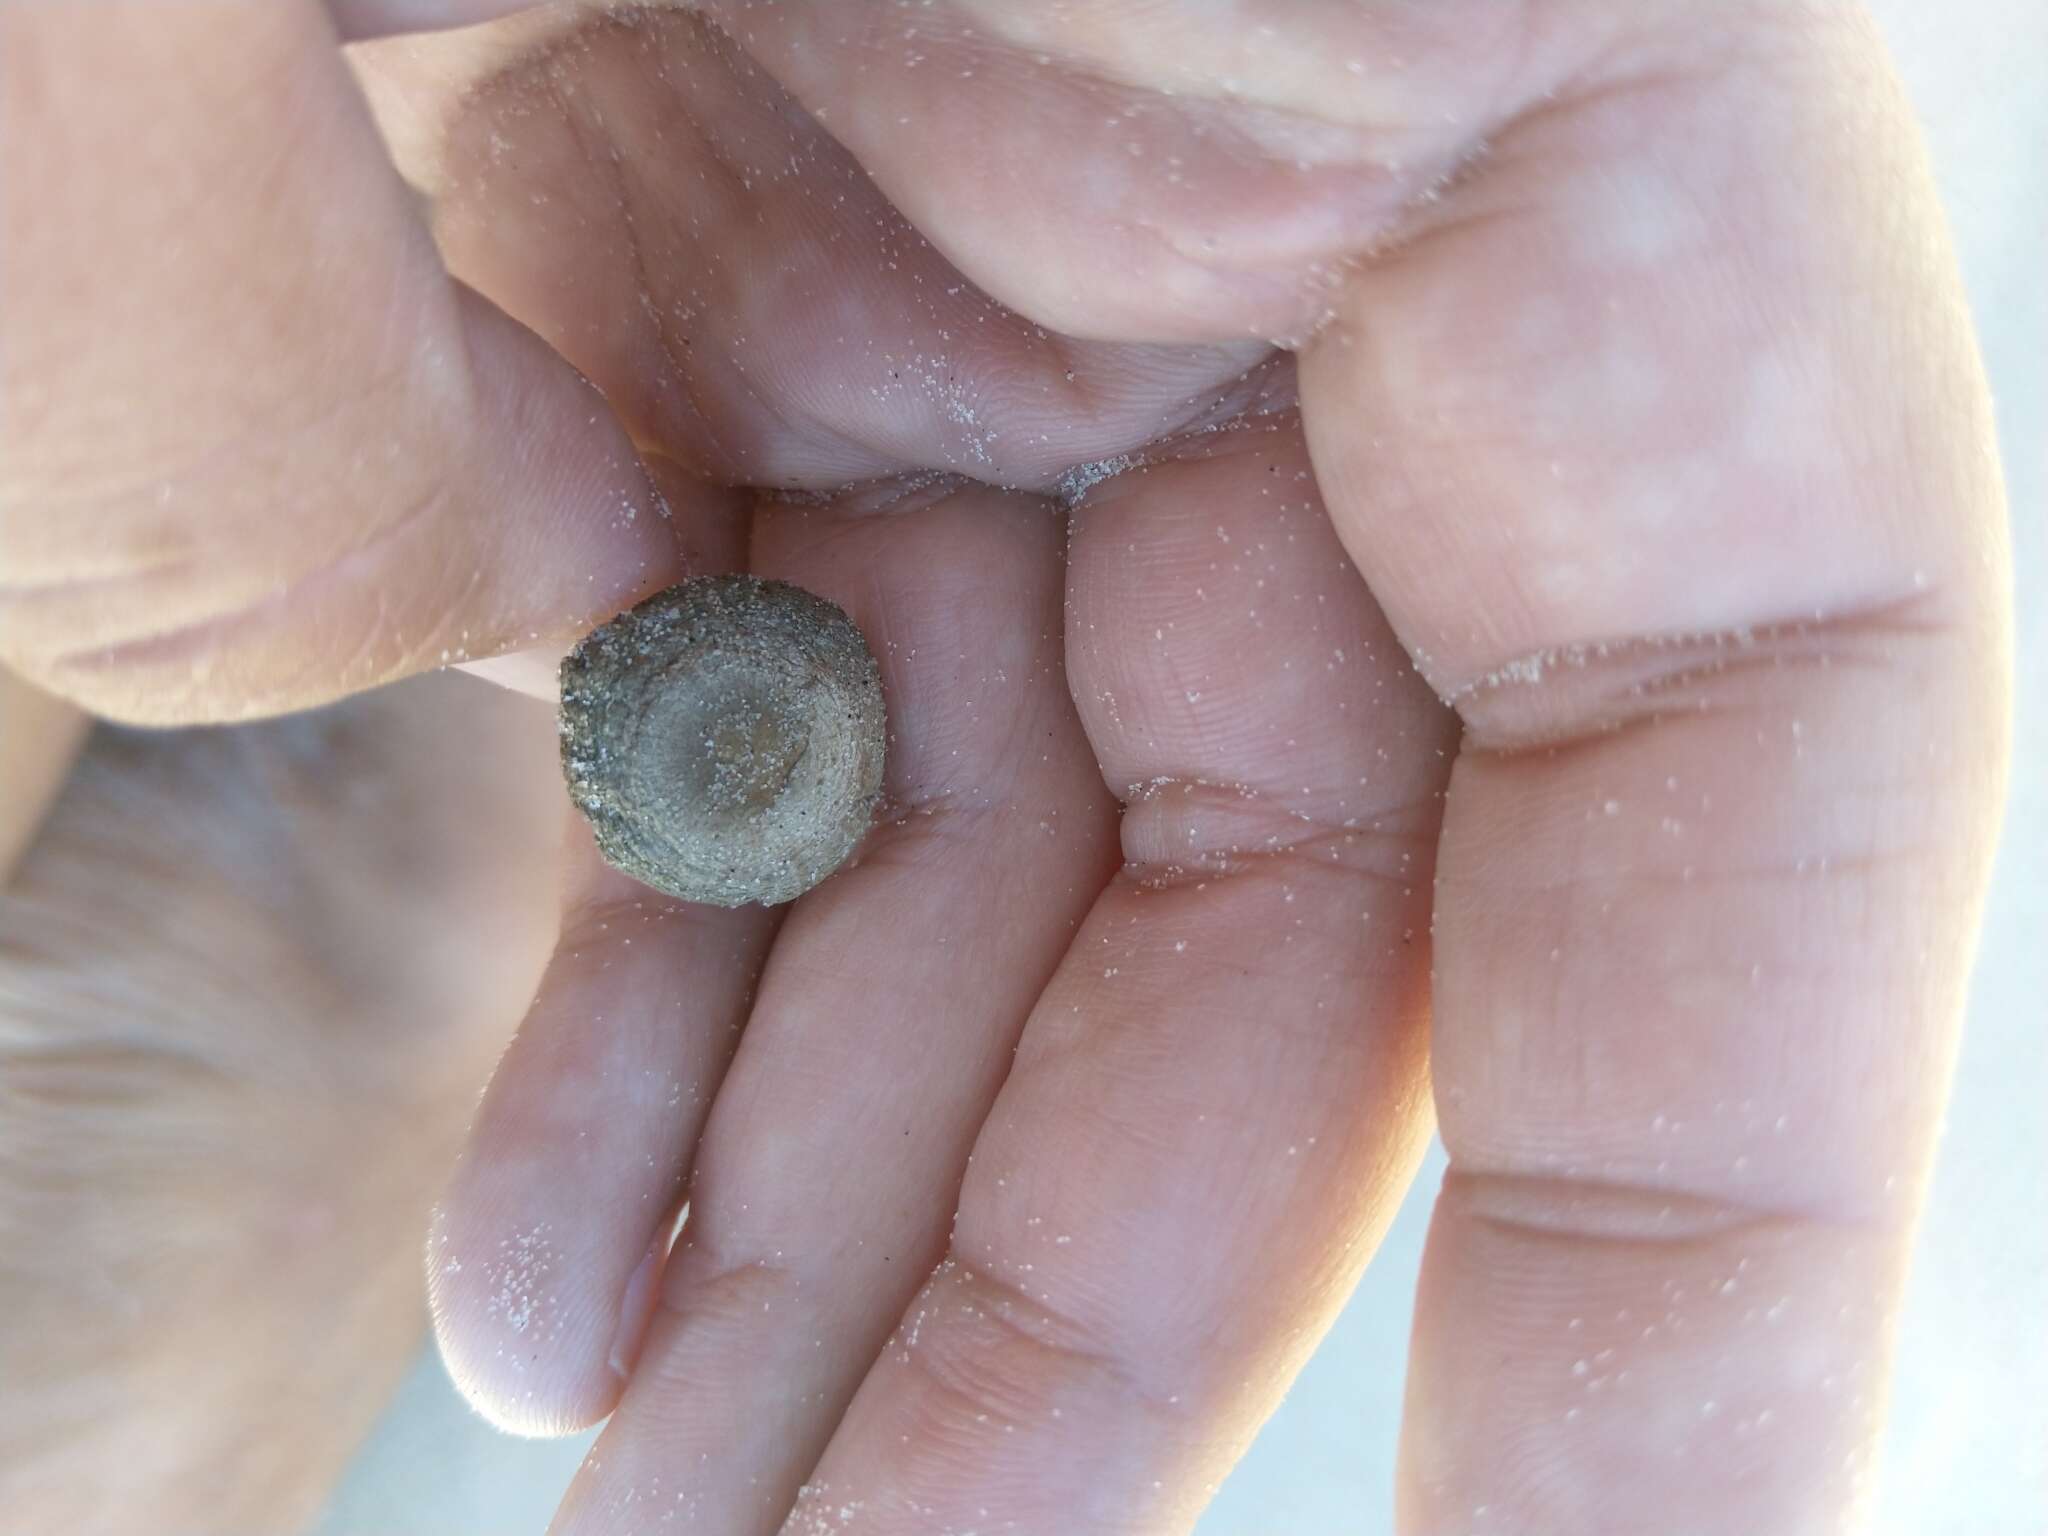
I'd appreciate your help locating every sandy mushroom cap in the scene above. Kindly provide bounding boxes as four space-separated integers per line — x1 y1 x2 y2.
559 576 886 908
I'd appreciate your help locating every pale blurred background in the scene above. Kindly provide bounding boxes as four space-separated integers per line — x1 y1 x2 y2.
318 1 2046 1530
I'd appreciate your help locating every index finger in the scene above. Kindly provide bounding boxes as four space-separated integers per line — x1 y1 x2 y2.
0 0 683 725
1293 13 2009 1531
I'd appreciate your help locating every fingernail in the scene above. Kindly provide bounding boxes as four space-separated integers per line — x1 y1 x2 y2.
457 642 572 702
607 1238 665 1381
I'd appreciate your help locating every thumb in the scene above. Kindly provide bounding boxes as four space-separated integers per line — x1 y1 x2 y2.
0 0 688 726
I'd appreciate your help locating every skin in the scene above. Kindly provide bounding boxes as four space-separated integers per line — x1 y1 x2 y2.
0 675 568 1533
0 673 87 886
0 3 2010 1534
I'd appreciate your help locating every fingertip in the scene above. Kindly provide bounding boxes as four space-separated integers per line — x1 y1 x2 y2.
425 1192 631 1439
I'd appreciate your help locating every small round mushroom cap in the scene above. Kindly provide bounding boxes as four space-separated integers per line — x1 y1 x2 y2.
559 576 886 908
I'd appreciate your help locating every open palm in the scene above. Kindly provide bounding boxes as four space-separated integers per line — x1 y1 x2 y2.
2 4 2008 1534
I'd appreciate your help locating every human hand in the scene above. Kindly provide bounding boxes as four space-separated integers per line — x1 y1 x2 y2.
2 4 2010 1534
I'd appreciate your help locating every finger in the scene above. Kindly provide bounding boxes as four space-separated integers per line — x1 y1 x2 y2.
428 464 758 1433
1291 16 2010 1532
0 669 87 887
429 823 778 1435
386 6 1269 493
0 2 685 725
551 478 1118 1534
449 455 736 704
782 417 1454 1532
696 0 1641 344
